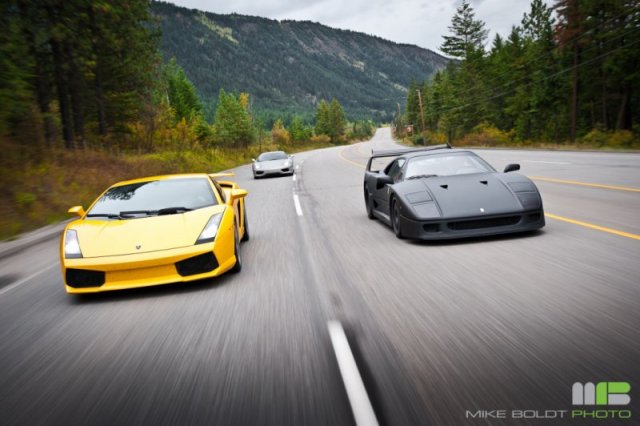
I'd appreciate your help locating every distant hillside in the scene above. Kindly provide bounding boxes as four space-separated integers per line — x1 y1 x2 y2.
152 1 449 122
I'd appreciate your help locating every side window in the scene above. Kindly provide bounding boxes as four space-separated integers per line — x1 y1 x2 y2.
388 159 406 182
210 178 226 203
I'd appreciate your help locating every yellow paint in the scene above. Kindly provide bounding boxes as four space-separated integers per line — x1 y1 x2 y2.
60 173 248 293
546 213 640 240
531 176 640 193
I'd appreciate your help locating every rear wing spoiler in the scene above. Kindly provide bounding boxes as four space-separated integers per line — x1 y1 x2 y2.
366 144 452 171
209 172 235 179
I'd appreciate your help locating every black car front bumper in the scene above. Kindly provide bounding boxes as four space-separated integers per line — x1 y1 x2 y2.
398 209 545 240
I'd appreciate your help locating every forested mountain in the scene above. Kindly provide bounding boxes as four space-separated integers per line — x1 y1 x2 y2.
151 1 449 122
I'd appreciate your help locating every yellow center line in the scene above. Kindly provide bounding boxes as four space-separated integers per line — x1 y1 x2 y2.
339 147 366 169
546 213 640 240
530 176 640 193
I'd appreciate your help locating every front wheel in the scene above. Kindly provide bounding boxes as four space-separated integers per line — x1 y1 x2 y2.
241 208 250 242
391 198 404 239
364 186 375 220
230 228 242 273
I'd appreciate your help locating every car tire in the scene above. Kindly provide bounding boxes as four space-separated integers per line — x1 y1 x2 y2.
230 227 242 273
241 208 250 242
364 186 375 220
391 198 404 239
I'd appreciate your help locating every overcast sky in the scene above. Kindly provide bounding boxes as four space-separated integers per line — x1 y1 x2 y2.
165 0 552 54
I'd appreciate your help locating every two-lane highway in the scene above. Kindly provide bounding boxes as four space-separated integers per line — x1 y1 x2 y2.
1 128 638 425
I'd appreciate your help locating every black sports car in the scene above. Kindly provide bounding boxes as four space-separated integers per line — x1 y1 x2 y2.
363 145 545 240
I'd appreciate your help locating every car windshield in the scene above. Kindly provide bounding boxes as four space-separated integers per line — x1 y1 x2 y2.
258 151 288 161
87 178 217 218
405 152 494 178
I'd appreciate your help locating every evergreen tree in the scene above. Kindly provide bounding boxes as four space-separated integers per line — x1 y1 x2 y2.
440 0 489 60
165 58 203 123
214 89 254 147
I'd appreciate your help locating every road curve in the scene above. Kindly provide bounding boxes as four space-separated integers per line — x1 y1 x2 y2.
1 128 639 425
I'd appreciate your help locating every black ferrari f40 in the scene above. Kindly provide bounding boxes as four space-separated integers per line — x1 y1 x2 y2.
363 145 545 240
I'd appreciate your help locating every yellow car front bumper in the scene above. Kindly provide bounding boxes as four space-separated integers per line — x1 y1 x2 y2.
61 231 236 294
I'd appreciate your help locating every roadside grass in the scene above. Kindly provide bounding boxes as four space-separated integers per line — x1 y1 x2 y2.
0 139 333 240
396 125 640 151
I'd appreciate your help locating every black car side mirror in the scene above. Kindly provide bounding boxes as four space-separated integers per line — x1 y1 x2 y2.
375 174 393 190
504 163 520 173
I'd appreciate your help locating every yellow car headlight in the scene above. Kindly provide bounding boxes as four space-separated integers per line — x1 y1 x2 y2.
196 211 224 244
64 229 83 259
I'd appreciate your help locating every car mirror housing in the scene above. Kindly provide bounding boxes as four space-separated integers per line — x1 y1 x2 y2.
375 174 393 190
229 189 248 202
68 205 85 217
504 163 520 173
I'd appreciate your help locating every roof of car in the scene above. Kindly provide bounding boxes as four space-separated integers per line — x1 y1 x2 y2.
370 144 471 160
110 173 212 187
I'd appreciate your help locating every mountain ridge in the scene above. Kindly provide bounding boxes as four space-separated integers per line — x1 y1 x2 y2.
152 1 449 121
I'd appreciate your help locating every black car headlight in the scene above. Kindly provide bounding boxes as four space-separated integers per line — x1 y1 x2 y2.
196 211 224 244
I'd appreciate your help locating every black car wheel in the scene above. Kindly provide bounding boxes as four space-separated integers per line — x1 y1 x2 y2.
241 208 250 242
230 227 242 273
364 185 375 220
391 198 403 239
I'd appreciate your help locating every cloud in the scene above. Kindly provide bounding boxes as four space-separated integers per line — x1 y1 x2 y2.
165 0 547 53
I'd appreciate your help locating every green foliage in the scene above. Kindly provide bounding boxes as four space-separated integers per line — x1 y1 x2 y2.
289 116 313 142
315 99 346 143
271 118 291 146
402 0 640 145
213 89 254 147
164 58 204 123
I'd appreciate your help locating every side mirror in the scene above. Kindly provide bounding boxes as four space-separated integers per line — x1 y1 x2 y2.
504 163 520 173
375 174 393 190
289 155 294 159
68 205 85 217
229 189 248 202
251 158 256 162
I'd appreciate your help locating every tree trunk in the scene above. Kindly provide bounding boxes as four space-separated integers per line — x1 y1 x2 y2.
88 6 107 135
615 88 629 131
48 35 74 149
569 42 579 142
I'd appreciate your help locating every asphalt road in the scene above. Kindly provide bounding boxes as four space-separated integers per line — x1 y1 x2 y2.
1 128 638 425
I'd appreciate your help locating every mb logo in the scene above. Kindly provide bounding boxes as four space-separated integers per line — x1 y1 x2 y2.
572 382 631 405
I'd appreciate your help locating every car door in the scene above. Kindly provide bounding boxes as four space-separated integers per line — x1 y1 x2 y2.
371 158 405 218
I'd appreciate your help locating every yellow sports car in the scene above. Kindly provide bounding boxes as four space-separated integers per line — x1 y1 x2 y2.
60 173 248 293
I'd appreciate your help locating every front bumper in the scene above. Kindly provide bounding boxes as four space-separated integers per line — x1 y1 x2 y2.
61 239 236 293
398 209 545 240
254 167 293 177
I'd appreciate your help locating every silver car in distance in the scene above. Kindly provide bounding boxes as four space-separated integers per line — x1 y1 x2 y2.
252 151 294 179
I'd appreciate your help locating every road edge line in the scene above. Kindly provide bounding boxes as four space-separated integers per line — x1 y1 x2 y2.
0 263 59 298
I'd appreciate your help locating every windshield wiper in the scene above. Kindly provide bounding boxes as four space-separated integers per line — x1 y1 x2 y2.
407 174 439 180
86 213 124 220
156 206 193 215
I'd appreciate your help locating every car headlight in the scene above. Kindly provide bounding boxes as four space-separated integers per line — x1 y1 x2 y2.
196 211 224 244
284 160 292 167
64 229 83 259
254 163 261 170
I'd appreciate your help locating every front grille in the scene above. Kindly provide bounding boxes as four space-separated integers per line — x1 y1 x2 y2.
66 269 105 288
175 252 219 277
423 223 440 233
447 216 521 231
527 213 542 222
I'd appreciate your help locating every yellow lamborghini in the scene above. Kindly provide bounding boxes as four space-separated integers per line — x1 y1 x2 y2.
60 173 248 294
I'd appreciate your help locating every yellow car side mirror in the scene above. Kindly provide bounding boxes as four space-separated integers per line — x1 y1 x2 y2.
229 189 248 202
68 205 86 217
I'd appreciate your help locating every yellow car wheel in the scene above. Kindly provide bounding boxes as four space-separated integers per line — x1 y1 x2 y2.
230 227 242 273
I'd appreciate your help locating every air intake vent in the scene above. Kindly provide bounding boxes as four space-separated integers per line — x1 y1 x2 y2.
447 216 521 230
176 252 219 277
66 269 105 288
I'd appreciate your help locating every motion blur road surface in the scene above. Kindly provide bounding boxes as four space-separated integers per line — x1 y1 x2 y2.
1 128 638 425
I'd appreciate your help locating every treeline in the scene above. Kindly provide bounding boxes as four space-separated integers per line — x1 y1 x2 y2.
398 0 640 147
1 1 374 155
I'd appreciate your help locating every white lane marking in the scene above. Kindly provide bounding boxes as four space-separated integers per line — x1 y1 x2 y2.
293 193 303 216
0 263 59 298
328 321 379 426
292 174 296 181
524 160 571 165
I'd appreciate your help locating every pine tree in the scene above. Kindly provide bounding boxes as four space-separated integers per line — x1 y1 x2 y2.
440 0 489 60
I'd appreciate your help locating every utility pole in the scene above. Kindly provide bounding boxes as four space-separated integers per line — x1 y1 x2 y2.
416 89 426 145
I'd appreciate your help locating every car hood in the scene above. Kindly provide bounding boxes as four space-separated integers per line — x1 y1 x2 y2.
256 159 290 169
419 173 521 218
71 205 224 258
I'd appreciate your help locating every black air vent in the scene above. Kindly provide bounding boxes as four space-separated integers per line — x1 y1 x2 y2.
447 216 521 230
480 180 488 185
440 184 448 189
176 252 219 276
66 269 105 288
